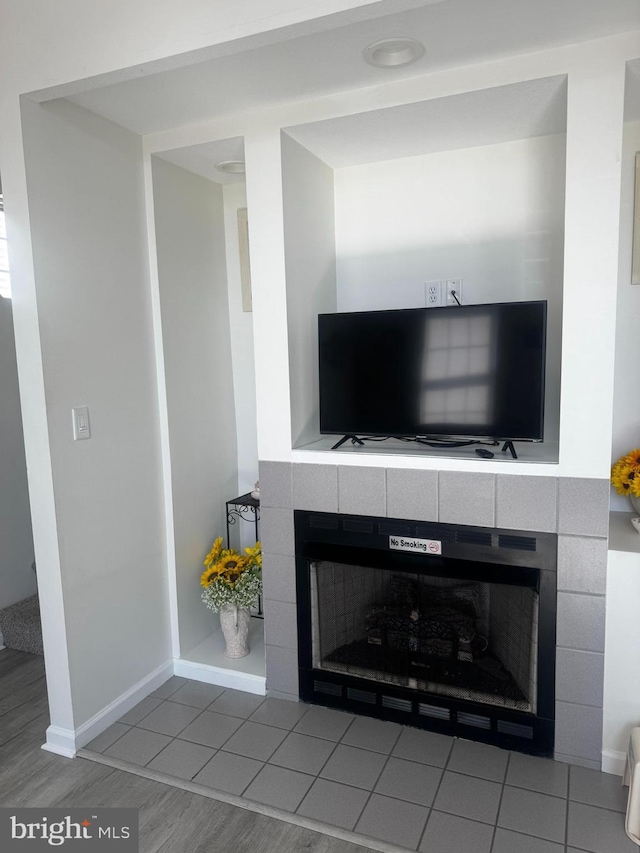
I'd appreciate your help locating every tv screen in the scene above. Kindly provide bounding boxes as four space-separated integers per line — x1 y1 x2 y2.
318 301 546 442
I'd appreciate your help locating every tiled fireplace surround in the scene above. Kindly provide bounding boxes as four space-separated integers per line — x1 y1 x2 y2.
258 462 610 771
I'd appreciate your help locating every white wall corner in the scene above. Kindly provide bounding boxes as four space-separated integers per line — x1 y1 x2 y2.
602 747 627 777
43 659 174 757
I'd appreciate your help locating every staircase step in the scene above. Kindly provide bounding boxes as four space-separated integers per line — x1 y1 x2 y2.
0 596 43 656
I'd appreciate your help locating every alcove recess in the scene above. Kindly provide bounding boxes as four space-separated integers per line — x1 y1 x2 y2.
281 75 568 465
150 136 264 692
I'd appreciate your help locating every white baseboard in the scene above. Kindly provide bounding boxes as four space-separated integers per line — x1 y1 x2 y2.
42 726 77 758
173 658 266 696
42 660 174 758
602 748 626 777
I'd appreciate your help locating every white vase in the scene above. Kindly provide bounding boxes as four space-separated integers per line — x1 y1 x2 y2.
219 604 251 658
631 495 640 515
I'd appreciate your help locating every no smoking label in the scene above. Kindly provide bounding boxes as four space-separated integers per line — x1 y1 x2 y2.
389 536 442 555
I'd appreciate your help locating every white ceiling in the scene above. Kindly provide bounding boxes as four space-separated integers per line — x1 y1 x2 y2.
65 0 640 136
146 77 567 183
154 137 245 185
285 76 567 168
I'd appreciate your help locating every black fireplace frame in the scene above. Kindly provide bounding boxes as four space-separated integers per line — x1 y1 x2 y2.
295 510 557 756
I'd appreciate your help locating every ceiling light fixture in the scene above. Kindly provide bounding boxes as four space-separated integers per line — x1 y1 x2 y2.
363 37 425 69
215 160 246 174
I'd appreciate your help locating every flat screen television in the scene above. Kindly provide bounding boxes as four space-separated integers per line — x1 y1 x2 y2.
318 301 547 443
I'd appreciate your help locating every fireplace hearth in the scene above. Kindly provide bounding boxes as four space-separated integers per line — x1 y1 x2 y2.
295 510 557 755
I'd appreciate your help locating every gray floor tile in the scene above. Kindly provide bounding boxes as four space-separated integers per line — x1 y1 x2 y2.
567 801 638 853
178 710 243 749
341 715 402 754
433 771 502 825
150 676 187 700
506 751 569 798
268 731 336 775
447 738 509 782
85 722 131 754
118 697 162 725
167 682 225 709
419 810 494 853
492 828 565 853
147 739 215 780
297 778 369 830
244 764 314 811
208 689 265 719
374 756 442 807
319 743 387 790
293 705 354 741
221 721 287 761
569 764 629 813
136 701 201 736
392 726 453 768
356 793 429 849
498 786 567 843
104 727 172 766
192 750 263 794
249 697 309 730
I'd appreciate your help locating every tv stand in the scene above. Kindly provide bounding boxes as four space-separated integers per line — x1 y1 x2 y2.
331 435 365 450
501 440 518 459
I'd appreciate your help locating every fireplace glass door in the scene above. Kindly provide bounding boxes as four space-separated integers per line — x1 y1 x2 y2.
311 561 538 714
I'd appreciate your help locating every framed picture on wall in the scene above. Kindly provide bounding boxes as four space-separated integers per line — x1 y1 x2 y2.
238 208 252 311
633 153 640 285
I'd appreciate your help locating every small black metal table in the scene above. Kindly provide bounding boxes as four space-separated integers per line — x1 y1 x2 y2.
225 492 262 617
225 492 260 549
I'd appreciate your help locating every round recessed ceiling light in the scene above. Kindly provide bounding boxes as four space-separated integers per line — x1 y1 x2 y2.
216 160 246 175
363 37 425 68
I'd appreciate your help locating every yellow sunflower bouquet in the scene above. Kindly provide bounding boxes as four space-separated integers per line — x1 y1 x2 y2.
200 537 262 613
611 449 640 497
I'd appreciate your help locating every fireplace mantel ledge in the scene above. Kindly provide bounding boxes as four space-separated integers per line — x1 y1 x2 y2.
291 442 561 475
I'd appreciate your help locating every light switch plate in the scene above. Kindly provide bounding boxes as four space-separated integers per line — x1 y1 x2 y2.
72 406 91 441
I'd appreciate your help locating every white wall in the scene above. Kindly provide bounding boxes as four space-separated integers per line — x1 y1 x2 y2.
21 99 171 728
0 296 36 614
152 157 238 656
611 121 640 511
282 133 337 446
223 182 258 497
603 548 640 773
334 135 566 446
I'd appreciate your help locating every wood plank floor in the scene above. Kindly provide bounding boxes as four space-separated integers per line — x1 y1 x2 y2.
0 649 374 852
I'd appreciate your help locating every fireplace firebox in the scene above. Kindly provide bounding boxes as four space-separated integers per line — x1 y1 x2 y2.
295 510 557 756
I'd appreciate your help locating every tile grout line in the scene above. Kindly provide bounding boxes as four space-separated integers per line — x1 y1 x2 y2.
348 724 404 837
489 749 510 852
95 720 135 755
414 733 454 851
564 764 571 851
165 690 273 776
220 704 327 801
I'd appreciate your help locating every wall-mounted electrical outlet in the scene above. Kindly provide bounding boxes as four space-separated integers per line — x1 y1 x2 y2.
445 278 463 306
424 280 443 307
